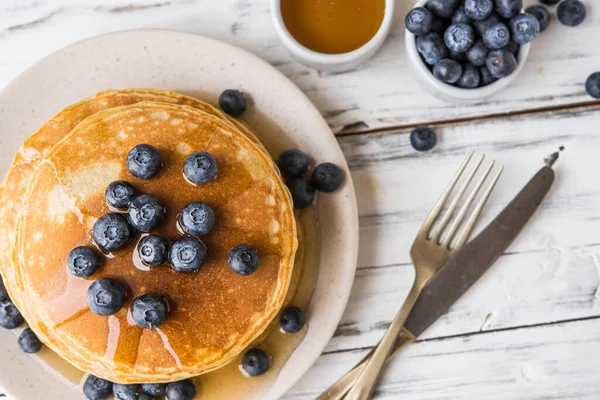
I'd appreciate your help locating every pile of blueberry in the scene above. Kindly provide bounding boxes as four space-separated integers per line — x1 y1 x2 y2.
83 375 197 400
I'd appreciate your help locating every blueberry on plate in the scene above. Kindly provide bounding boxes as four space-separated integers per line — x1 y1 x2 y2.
18 328 42 353
486 49 518 78
311 163 343 193
416 32 448 65
433 59 463 84
183 151 218 185
83 375 113 400
138 235 169 266
165 379 197 400
483 22 510 49
451 6 472 25
480 66 499 86
277 149 309 178
540 0 560 5
127 195 165 233
457 64 481 88
586 72 600 99
131 294 169 330
505 40 520 55
427 0 459 18
142 383 166 397
286 179 316 209
179 202 215 236
444 24 475 53
67 246 103 278
228 245 259 276
87 278 127 316
127 144 162 179
509 13 540 44
105 180 135 209
219 89 248 117
0 298 24 329
405 7 434 35
466 39 490 67
242 348 271 377
280 306 306 333
495 0 522 19
410 126 437 152
526 5 551 32
557 0 586 27
93 213 134 252
464 0 494 21
113 384 140 400
474 13 501 36
169 237 207 273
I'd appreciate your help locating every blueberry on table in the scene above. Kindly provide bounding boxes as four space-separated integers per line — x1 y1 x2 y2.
466 39 490 67
0 298 24 329
540 0 560 5
451 6 472 25
93 213 134 252
228 245 259 276
142 383 166 397
311 163 343 193
416 32 448 66
486 49 518 78
410 126 437 152
242 348 271 377
183 151 217 184
138 235 169 267
67 246 103 278
169 237 207 273
179 202 215 236
280 306 306 333
165 379 197 400
405 7 434 35
444 24 475 54
479 66 499 86
277 149 309 178
219 89 248 117
457 64 481 88
127 195 165 233
105 180 135 209
127 144 162 179
509 13 540 44
526 5 551 32
495 0 523 19
131 294 169 329
286 178 316 209
586 72 600 99
113 383 140 400
427 0 459 18
83 375 113 400
483 22 510 49
87 278 127 316
18 328 42 353
557 0 586 27
474 13 501 36
464 0 494 21
433 59 463 84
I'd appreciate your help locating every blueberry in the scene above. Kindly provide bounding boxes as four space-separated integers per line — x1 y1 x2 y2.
482 22 510 49
586 72 600 99
219 89 248 117
451 6 472 24
105 181 135 209
127 195 165 233
557 0 586 27
18 328 42 353
433 59 463 83
228 245 259 276
277 149 309 178
280 306 306 333
509 13 540 44
127 144 162 179
430 16 449 34
540 0 560 5
416 32 448 65
444 24 475 53
131 294 169 330
138 235 169 267
405 7 434 35
165 380 197 400
486 49 517 78
179 202 215 236
183 152 217 185
311 163 343 193
142 383 166 397
449 50 466 62
474 13 501 36
457 64 481 88
113 384 140 400
169 237 207 273
464 0 493 21
410 126 437 152
0 298 24 329
505 40 520 55
83 375 113 400
526 5 551 32
87 278 127 316
479 66 499 86
67 246 103 278
93 213 134 252
242 349 270 377
466 39 490 67
495 0 522 19
286 179 316 209
427 0 459 18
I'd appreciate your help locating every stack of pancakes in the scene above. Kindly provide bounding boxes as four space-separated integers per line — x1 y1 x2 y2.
0 89 297 383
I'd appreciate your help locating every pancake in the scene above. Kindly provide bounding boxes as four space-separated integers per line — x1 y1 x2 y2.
15 101 296 383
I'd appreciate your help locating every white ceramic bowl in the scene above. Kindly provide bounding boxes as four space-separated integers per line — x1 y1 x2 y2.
405 0 530 104
271 0 396 72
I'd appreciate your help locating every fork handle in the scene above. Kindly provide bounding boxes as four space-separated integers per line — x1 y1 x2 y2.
344 283 423 400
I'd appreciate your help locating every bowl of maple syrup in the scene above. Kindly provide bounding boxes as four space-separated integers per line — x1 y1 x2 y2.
271 0 395 72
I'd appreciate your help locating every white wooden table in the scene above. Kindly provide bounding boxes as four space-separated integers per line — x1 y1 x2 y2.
1 1 600 399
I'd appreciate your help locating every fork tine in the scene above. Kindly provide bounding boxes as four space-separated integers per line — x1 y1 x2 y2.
453 166 504 249
431 155 484 242
420 152 474 236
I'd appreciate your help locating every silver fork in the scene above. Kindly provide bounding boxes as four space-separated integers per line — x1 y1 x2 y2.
338 153 503 400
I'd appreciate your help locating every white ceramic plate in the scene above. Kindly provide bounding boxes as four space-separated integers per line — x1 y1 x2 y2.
0 30 358 399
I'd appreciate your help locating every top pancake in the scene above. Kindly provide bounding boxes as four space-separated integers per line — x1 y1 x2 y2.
15 101 296 382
